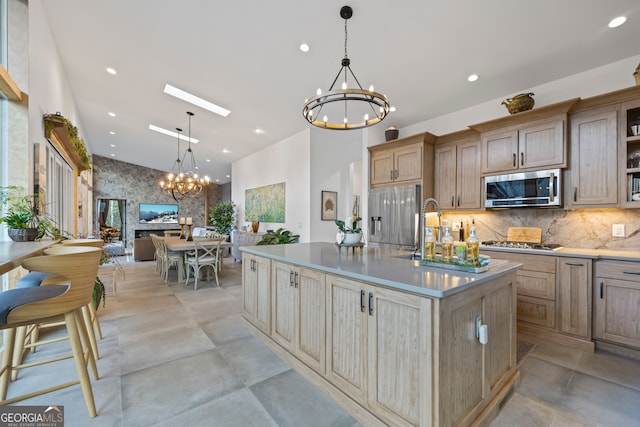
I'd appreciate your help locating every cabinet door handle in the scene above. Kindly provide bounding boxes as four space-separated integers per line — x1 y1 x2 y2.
520 152 524 166
457 195 461 207
294 272 299 288
623 271 640 275
565 262 584 267
574 187 577 202
390 170 394 181
451 196 455 207
395 169 399 180
600 281 603 299
549 171 555 202
512 153 516 167
360 290 365 312
289 270 294 286
368 292 374 316
251 259 255 272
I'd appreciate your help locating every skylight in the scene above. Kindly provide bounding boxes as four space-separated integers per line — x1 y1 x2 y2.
148 124 199 143
163 84 231 117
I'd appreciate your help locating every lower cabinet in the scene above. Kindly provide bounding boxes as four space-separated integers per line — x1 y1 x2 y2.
242 258 518 427
558 258 592 339
242 253 271 334
272 261 325 373
325 274 431 426
594 260 640 350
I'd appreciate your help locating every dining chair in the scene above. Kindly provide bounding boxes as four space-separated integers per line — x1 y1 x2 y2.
184 238 223 290
0 246 102 416
155 236 180 283
149 234 163 275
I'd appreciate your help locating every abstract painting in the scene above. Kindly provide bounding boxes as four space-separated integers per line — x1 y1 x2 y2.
245 182 285 223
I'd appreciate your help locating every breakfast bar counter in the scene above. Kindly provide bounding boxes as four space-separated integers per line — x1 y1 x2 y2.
0 240 59 275
240 242 521 427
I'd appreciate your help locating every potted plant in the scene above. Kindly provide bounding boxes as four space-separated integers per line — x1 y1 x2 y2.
0 186 64 241
208 201 236 239
256 228 300 245
335 216 362 245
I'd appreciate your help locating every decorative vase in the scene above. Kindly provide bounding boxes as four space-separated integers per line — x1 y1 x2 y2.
251 221 260 233
341 232 362 245
8 228 39 242
501 93 535 115
385 125 399 141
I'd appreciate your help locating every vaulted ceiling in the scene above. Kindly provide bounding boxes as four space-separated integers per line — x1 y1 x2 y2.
41 0 640 184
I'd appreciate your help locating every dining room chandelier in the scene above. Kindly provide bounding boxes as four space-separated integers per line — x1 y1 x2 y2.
159 111 209 201
302 5 390 130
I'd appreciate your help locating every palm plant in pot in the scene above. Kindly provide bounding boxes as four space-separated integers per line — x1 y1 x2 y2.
335 216 362 245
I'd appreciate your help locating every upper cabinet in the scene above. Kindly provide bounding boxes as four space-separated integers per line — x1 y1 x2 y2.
567 107 618 207
434 129 482 211
622 98 640 207
368 132 437 195
470 99 578 175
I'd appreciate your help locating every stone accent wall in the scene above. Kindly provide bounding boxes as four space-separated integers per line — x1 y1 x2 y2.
92 155 220 249
441 208 640 251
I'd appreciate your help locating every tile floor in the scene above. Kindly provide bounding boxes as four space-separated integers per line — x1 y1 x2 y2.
5 256 640 426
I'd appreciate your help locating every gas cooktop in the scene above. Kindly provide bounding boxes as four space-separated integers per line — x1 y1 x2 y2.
481 241 564 251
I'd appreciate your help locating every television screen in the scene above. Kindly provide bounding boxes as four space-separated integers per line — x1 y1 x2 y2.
139 203 179 224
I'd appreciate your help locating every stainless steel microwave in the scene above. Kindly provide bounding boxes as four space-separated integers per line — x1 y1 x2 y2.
485 168 561 208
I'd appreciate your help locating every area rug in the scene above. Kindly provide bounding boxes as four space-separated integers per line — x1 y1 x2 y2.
516 340 536 367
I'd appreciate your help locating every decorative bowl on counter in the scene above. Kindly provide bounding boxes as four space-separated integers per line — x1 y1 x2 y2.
501 93 535 115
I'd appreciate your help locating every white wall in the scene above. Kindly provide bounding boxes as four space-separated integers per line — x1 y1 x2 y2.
232 129 311 241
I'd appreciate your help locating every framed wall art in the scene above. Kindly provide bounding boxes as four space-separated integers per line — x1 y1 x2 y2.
321 191 337 221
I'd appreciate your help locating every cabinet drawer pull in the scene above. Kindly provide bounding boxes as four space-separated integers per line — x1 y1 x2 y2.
600 282 603 299
512 153 516 167
289 270 294 286
368 292 374 316
294 272 299 288
622 271 640 275
565 262 584 267
360 290 365 312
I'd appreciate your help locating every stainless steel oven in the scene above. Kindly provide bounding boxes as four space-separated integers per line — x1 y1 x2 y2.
485 168 561 208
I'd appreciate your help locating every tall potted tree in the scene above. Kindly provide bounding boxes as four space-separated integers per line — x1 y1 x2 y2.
208 200 236 239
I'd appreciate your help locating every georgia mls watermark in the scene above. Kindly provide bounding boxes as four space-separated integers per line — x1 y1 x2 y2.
0 406 64 427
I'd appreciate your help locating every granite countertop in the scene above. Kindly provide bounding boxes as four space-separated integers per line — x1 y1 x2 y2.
481 245 640 261
240 242 521 299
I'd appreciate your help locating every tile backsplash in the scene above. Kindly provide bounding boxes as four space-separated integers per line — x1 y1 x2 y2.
441 208 640 251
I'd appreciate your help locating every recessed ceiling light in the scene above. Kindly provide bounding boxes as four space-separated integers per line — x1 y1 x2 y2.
215 179 220 182
222 148 231 154
300 43 310 52
608 16 626 28
226 175 230 178
206 159 211 162
110 153 116 157
467 74 479 82
390 106 396 112
108 112 116 117
110 144 116 148
163 84 231 117
109 131 115 135
148 124 199 143
255 127 264 134
106 67 117 75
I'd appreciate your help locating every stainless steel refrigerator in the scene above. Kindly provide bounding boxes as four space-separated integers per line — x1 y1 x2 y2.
368 184 421 249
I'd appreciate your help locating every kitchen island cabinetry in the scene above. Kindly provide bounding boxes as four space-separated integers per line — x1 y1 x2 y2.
271 261 325 373
567 108 618 207
240 243 520 427
242 253 271 335
594 260 640 350
434 129 482 211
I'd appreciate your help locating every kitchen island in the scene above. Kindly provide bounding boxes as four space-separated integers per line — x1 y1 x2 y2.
241 242 522 427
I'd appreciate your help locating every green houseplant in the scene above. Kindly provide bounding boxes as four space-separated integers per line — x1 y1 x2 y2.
256 228 300 245
209 200 236 237
0 186 65 241
335 216 362 245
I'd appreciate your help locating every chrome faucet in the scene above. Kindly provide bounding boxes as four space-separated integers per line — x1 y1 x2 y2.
420 198 442 260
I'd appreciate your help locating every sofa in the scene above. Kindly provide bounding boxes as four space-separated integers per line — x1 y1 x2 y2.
231 230 265 262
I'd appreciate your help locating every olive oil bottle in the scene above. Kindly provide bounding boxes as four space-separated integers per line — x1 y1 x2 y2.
423 227 436 262
442 226 454 263
466 227 479 266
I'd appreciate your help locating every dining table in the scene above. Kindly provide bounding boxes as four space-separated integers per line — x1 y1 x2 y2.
164 237 232 282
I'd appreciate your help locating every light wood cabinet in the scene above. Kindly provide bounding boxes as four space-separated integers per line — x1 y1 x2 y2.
621 97 640 207
567 108 618 207
325 274 431 426
434 130 482 211
272 261 326 373
242 253 271 334
594 260 640 349
479 117 565 174
370 142 422 185
558 258 592 339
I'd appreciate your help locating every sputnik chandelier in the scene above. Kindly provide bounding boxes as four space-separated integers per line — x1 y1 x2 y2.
302 5 390 130
159 111 209 201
